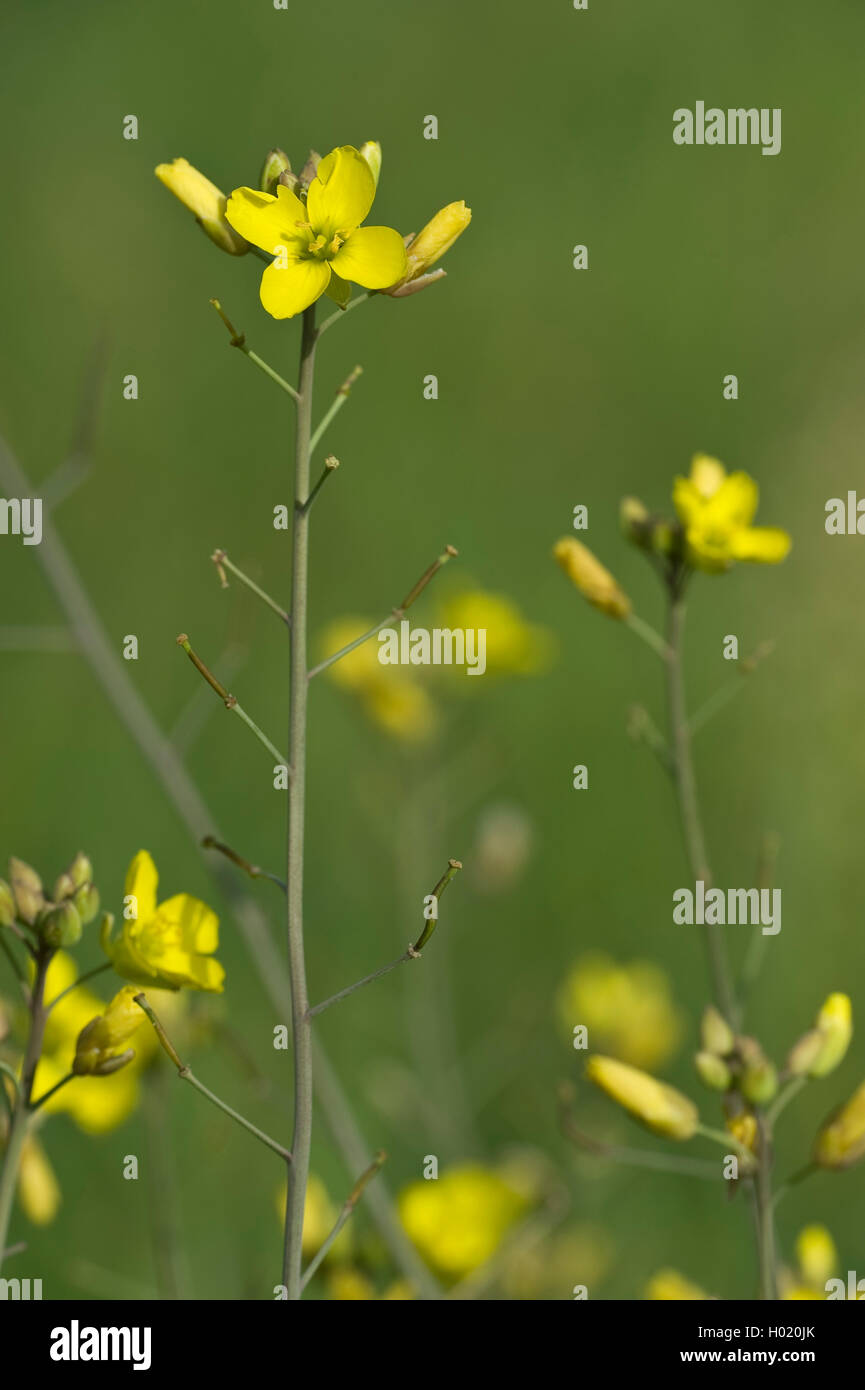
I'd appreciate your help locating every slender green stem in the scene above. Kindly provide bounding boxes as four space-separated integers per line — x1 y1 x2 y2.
134 994 292 1162
177 634 288 767
316 291 372 340
300 456 339 516
754 1115 777 1299
45 960 112 1015
0 935 29 996
210 299 300 403
766 1075 806 1129
695 1122 755 1168
212 549 290 627
201 836 286 892
283 303 317 1300
309 365 362 457
665 591 737 1025
772 1161 817 1211
0 948 51 1273
31 1072 74 1110
307 545 457 681
300 1150 386 1290
625 611 671 660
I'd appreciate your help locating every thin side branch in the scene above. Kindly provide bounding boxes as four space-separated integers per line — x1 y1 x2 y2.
210 299 300 403
202 836 286 893
300 1150 386 1289
309 365 362 457
176 634 289 769
212 550 290 627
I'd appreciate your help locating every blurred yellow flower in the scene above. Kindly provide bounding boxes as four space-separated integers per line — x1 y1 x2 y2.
398 1164 527 1279
321 617 437 743
557 953 683 1071
814 1079 865 1169
788 993 852 1079
18 1135 61 1226
779 1224 840 1300
102 851 224 993
726 1111 758 1154
435 589 554 676
672 454 791 572
553 538 631 618
225 145 407 319
646 1268 710 1300
326 1266 375 1300
586 1055 699 1140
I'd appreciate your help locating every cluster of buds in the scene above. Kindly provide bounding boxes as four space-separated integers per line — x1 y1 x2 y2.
619 496 681 560
0 853 101 951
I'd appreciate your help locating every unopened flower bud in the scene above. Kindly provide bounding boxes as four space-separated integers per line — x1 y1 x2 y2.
586 1054 698 1140
155 158 249 255
67 853 93 890
695 1051 731 1091
73 986 145 1075
788 993 852 1080
814 1080 865 1170
298 150 321 193
401 201 471 282
72 883 100 927
700 1005 735 1057
39 900 82 949
620 497 652 548
53 873 76 902
10 858 44 926
739 1038 778 1105
359 140 382 187
260 147 292 195
553 538 631 619
0 878 15 927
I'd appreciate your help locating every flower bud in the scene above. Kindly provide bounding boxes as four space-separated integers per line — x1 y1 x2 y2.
788 993 852 1080
67 853 93 891
700 1005 735 1057
73 986 144 1075
620 497 652 548
553 538 631 619
694 1051 731 1091
155 158 249 255
10 858 44 926
585 1054 699 1140
39 899 82 949
739 1038 778 1105
260 147 292 195
297 150 321 193
795 1225 837 1287
814 1080 865 1170
72 883 100 927
0 878 15 927
401 201 471 282
53 873 76 902
359 141 382 187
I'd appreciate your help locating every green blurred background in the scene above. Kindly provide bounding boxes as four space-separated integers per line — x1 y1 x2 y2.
1 0 864 1299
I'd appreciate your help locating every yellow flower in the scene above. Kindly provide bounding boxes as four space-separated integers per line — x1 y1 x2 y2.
31 953 154 1133
321 616 438 743
326 1267 375 1301
18 1135 61 1226
646 1268 710 1300
389 201 471 291
814 1079 865 1169
155 158 249 256
225 145 407 319
586 1055 699 1140
436 589 554 676
102 851 224 993
553 538 631 618
672 454 791 572
399 1164 527 1279
72 986 146 1075
726 1111 758 1154
557 954 682 1071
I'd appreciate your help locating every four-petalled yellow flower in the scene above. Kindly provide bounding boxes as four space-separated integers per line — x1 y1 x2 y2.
225 145 407 319
673 454 791 572
101 851 224 992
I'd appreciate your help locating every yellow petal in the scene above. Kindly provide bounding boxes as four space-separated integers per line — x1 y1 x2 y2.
689 454 726 499
307 146 375 237
260 256 332 319
225 185 308 255
124 851 158 923
157 893 219 953
672 476 703 526
330 225 408 289
705 470 759 528
729 525 791 563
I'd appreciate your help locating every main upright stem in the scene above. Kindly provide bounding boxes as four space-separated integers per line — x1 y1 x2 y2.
0 949 51 1271
283 304 317 1297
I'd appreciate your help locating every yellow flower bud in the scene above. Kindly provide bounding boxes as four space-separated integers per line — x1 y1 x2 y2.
789 994 852 1080
9 857 44 926
795 1225 837 1288
700 1005 736 1057
358 141 382 187
553 538 632 619
814 1080 865 1170
72 985 145 1076
401 200 471 281
155 158 249 256
726 1111 758 1153
585 1055 699 1140
695 1050 731 1091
